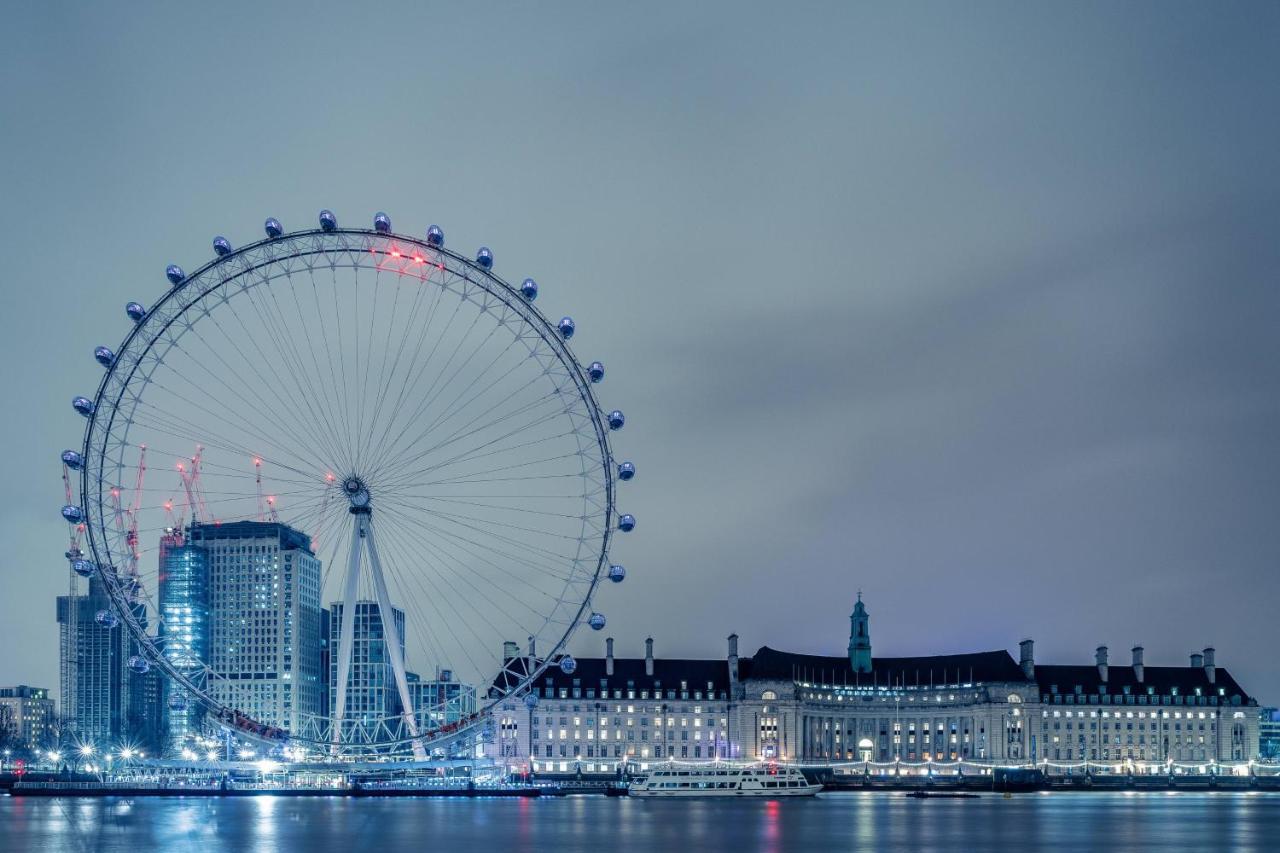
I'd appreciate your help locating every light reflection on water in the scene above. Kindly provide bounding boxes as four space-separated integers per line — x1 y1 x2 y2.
2 791 1279 853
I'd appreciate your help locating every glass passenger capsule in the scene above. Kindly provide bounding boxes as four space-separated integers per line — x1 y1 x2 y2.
213 236 232 256
559 655 577 675
319 209 338 231
61 450 84 470
165 264 185 286
264 217 284 238
426 225 444 247
476 247 494 270
95 610 119 628
618 513 636 532
520 278 538 301
62 504 84 524
588 613 606 631
618 461 635 481
608 564 626 583
73 397 94 417
374 212 392 233
72 559 96 578
524 693 539 709
94 346 115 368
558 317 575 339
607 410 625 430
126 302 146 323
128 655 150 675
588 361 605 383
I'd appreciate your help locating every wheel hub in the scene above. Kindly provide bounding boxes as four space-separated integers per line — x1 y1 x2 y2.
343 476 371 512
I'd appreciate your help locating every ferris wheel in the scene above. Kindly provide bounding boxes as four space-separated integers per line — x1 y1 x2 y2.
59 210 636 758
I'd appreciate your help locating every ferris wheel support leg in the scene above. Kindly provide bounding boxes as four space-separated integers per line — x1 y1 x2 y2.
332 516 364 750
363 515 427 761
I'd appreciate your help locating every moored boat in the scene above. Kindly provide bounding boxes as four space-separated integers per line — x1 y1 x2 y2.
628 765 820 798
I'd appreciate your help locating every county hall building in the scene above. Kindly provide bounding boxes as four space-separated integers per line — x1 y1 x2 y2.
487 595 1259 773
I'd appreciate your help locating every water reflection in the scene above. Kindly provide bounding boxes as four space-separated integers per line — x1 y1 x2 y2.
1 792 1278 853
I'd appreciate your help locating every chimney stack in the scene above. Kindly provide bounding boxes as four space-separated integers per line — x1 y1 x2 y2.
503 640 518 661
528 636 536 659
645 637 654 677
1019 639 1035 680
1131 646 1144 683
1203 647 1215 684
1190 652 1204 668
606 637 614 676
727 633 740 684
1095 646 1109 683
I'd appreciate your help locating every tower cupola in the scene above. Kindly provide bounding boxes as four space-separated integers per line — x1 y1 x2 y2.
848 591 872 674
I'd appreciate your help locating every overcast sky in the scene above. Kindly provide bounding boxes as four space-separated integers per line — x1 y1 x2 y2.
2 2 1278 704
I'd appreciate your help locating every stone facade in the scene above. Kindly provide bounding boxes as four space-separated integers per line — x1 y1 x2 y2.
485 597 1260 773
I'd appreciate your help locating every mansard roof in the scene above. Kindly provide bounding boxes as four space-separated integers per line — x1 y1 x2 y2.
1032 664 1252 704
742 646 1028 685
492 656 732 696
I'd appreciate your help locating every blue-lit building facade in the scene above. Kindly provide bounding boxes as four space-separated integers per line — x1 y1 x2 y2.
57 575 129 746
328 601 406 725
158 528 210 750
407 668 477 729
190 521 323 735
57 572 164 752
1258 708 1280 762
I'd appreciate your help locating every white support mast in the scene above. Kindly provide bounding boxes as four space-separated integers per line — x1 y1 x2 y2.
331 476 427 760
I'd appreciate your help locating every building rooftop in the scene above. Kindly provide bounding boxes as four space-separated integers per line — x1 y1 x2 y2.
189 520 314 554
1032 664 1252 704
743 646 1028 685
493 655 732 697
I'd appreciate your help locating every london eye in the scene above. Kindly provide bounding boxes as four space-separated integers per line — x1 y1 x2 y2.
59 211 635 758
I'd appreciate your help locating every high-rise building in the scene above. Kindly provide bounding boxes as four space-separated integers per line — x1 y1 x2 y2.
408 668 477 729
329 600 405 725
56 575 129 746
57 570 164 752
0 686 56 753
191 521 322 735
158 528 210 750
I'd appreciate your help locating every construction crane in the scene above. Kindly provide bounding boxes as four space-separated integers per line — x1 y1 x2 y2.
108 445 147 601
254 457 265 521
176 445 209 526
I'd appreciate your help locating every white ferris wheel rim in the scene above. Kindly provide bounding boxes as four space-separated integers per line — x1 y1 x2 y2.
72 223 627 755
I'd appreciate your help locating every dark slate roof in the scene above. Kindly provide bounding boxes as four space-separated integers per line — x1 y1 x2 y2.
1033 665 1251 703
492 656 731 695
743 646 1028 685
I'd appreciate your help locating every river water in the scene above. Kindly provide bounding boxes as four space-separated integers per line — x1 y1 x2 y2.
2 791 1277 852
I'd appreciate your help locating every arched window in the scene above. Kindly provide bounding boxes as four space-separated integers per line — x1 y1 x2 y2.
1007 693 1023 703
761 690 777 701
